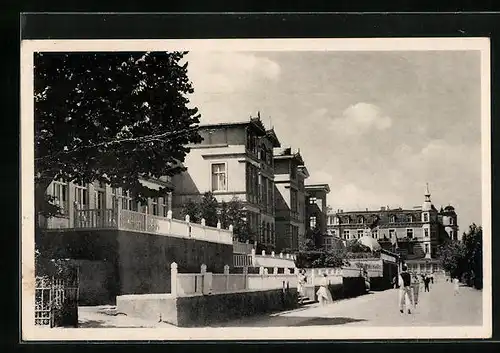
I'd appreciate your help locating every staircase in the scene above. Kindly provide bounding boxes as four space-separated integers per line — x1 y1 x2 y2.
298 294 315 306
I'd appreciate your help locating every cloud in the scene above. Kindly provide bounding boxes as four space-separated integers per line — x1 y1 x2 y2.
328 183 403 212
186 52 281 95
330 103 392 136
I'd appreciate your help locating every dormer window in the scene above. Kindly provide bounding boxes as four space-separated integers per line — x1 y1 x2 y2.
450 218 454 225
390 215 396 223
408 215 414 223
423 213 429 222
345 217 350 224
358 216 364 224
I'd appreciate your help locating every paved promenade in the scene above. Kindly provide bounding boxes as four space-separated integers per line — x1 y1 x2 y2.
78 280 482 328
217 280 483 327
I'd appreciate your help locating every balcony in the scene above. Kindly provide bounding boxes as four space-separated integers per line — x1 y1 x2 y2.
44 208 234 245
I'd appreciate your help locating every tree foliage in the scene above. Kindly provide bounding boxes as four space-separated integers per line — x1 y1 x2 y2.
181 195 253 242
295 249 348 269
219 197 252 242
346 239 371 253
299 226 323 251
437 223 483 289
181 198 201 224
199 192 219 227
34 51 202 216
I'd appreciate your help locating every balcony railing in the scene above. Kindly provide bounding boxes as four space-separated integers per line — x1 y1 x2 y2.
46 208 233 245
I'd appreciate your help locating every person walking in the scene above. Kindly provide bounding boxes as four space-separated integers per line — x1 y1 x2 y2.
316 273 333 306
297 270 307 304
423 275 431 292
453 277 460 295
412 273 421 307
398 265 413 314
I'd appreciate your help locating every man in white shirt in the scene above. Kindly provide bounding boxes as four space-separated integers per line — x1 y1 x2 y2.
398 265 413 314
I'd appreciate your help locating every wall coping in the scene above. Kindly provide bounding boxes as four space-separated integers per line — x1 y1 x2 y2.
117 293 175 300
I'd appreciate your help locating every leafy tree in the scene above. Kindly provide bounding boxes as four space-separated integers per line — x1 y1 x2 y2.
462 223 483 289
437 239 467 279
181 198 200 224
346 239 371 253
300 226 322 251
198 192 219 227
34 51 202 228
219 197 251 242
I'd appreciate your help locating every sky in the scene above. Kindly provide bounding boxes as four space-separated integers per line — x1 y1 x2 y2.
184 50 483 233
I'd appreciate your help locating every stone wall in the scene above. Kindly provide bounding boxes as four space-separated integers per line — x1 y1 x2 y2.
117 288 299 327
38 229 233 304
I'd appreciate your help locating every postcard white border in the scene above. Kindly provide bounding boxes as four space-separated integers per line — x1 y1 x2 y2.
21 38 492 341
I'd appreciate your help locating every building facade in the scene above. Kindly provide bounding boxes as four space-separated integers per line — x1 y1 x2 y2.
171 116 281 249
273 147 309 252
326 185 458 272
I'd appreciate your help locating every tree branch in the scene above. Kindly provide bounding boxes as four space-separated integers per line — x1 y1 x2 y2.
35 126 199 163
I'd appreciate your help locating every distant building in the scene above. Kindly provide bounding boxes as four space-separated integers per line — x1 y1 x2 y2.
326 184 458 273
273 147 309 252
171 116 280 249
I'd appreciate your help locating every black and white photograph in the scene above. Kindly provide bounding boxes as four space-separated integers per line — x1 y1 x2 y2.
21 38 491 340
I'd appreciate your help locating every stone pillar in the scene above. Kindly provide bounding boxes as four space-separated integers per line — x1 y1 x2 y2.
170 262 178 297
243 266 248 290
201 264 211 295
224 264 230 291
185 215 191 237
251 248 256 266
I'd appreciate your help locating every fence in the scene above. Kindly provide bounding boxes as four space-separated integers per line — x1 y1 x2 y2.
35 276 79 327
233 241 255 254
67 208 234 245
233 248 297 270
171 263 297 297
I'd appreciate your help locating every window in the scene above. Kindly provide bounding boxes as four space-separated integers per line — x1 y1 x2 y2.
357 230 364 239
372 229 378 239
358 216 364 224
74 183 88 210
260 176 268 206
389 229 395 239
151 198 159 216
449 218 454 225
425 244 430 254
291 189 298 212
343 230 350 240
309 216 317 229
111 187 119 208
390 215 396 223
334 217 339 225
423 213 429 222
211 163 227 191
267 179 273 212
94 182 105 210
52 180 68 215
290 164 297 179
408 215 414 223
406 229 413 239
309 197 317 205
331 230 336 237
161 196 169 217
424 228 429 237
121 189 136 211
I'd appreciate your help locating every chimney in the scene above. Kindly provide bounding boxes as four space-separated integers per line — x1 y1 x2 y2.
381 206 386 211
